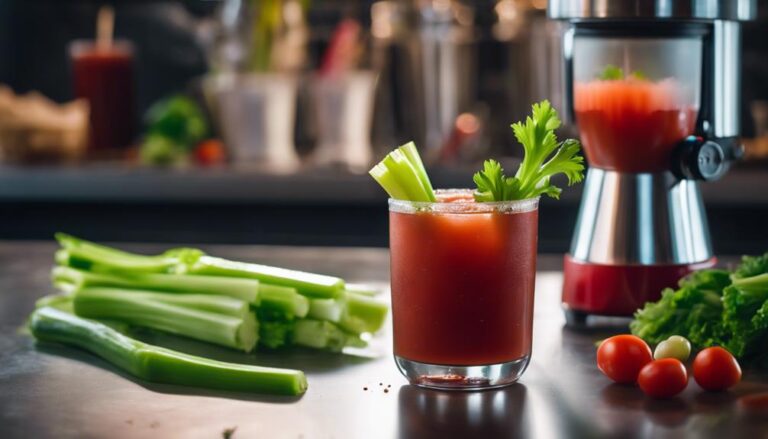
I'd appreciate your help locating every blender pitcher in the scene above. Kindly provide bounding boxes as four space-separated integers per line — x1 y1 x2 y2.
572 36 702 173
547 1 757 325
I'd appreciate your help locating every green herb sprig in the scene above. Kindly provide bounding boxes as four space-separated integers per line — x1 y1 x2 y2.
473 100 584 202
598 64 648 81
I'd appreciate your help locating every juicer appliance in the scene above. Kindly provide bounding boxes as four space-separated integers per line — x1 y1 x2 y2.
548 0 756 324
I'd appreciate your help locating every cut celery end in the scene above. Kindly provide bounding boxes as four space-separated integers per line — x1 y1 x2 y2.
338 291 389 334
307 291 388 334
383 152 432 202
369 163 410 200
308 298 344 323
258 318 293 349
52 266 260 305
291 319 351 352
370 142 435 202
259 284 310 319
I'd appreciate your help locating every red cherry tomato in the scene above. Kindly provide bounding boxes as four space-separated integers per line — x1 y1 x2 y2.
638 358 689 398
693 347 741 391
195 139 226 166
597 335 653 384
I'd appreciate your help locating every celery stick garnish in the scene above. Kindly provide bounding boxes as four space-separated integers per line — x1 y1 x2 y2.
369 142 436 202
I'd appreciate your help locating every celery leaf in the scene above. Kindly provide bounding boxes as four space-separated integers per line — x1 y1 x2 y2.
473 100 584 202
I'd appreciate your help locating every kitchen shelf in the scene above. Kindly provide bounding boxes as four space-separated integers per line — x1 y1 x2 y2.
0 163 765 253
0 163 764 205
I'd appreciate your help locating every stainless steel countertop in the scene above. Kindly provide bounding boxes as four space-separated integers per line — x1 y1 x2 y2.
0 242 766 439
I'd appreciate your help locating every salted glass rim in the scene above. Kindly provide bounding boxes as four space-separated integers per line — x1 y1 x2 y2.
388 189 539 214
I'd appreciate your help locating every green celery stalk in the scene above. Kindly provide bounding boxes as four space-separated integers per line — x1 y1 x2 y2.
369 163 410 200
132 291 251 317
308 291 388 333
398 142 436 202
55 235 346 300
382 151 430 201
291 319 365 352
259 284 310 319
183 255 344 299
338 291 389 334
55 233 188 273
53 266 260 305
369 142 435 202
73 287 257 352
29 307 307 395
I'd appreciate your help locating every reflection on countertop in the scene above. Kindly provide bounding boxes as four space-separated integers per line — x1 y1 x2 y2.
398 384 527 439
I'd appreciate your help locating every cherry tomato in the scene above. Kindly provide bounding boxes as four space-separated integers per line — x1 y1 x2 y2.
195 139 226 166
638 358 688 399
597 335 653 384
693 347 741 391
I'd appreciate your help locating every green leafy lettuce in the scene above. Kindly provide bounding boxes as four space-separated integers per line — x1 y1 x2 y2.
630 253 768 364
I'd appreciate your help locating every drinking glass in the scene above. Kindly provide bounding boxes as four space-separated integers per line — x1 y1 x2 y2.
389 189 539 390
206 73 299 170
311 71 377 172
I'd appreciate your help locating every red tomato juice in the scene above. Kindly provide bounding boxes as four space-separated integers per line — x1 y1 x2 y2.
72 43 136 152
574 78 697 173
389 192 538 366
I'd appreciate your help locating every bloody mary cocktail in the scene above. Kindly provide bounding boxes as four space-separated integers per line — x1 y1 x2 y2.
574 78 697 173
389 189 538 389
70 41 136 153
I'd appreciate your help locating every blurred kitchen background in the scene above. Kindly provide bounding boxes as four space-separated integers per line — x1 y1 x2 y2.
0 0 766 252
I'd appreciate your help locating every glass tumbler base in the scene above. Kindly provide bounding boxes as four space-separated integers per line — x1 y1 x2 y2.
395 355 530 391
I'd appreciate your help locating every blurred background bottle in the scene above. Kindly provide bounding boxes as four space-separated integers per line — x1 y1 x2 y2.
69 7 136 155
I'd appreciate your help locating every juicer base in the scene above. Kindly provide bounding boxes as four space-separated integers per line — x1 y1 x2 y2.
395 355 530 391
562 254 717 318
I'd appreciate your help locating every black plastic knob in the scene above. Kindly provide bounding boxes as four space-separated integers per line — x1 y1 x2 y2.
672 136 727 181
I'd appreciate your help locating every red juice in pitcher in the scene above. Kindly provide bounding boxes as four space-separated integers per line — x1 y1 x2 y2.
574 78 697 173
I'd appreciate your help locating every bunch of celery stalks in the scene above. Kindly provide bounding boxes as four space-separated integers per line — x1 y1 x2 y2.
29 234 388 396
